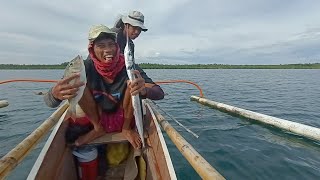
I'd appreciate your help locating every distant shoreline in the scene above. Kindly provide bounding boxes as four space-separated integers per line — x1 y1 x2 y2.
0 63 319 69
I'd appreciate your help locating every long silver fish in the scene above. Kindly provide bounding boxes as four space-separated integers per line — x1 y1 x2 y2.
124 35 145 148
63 55 86 120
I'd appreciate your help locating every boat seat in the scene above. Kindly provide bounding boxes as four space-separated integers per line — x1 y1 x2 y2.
87 132 128 145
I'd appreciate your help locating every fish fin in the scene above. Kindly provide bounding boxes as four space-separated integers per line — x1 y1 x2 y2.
68 105 77 121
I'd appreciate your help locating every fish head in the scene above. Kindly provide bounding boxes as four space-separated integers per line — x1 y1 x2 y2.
124 42 134 69
64 55 84 77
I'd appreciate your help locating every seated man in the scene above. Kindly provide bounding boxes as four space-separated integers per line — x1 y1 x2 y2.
47 25 162 148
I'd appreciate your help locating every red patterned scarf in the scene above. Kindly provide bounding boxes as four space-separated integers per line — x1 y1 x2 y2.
88 42 125 80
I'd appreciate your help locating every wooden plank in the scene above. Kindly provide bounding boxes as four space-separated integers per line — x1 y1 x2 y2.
148 119 160 154
27 111 68 179
145 102 176 180
55 148 77 180
154 136 170 179
87 132 128 145
33 120 69 179
151 112 176 180
145 148 160 180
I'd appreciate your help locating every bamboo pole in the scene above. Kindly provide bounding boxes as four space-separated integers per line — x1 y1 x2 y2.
191 95 320 142
146 101 225 180
0 100 9 108
0 102 68 179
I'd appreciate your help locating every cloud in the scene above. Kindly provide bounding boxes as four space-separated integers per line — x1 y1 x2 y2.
1 0 320 64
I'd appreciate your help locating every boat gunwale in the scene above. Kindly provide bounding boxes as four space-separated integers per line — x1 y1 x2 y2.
145 100 177 180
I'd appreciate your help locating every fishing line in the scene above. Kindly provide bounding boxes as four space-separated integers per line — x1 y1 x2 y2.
150 100 199 138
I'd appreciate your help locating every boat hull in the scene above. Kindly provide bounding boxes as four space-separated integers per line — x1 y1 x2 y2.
27 101 176 180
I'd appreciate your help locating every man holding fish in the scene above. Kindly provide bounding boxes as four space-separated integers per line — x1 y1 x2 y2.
44 14 163 149
45 11 163 107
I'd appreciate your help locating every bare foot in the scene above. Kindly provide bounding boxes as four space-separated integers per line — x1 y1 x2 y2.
122 129 142 149
75 128 105 146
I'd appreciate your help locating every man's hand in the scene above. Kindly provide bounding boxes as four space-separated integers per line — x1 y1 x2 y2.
128 70 147 96
52 73 85 100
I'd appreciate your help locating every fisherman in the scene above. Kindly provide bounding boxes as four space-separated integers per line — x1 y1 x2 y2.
44 11 163 108
112 10 148 56
44 25 158 149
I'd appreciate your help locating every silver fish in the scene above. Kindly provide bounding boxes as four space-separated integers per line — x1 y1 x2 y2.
63 55 86 119
124 35 145 148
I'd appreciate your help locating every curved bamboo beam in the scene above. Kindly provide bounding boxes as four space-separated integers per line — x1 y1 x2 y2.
146 101 225 180
0 102 68 179
191 95 320 142
155 80 204 97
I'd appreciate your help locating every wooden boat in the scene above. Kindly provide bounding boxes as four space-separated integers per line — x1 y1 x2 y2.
27 101 177 180
1 99 224 180
0 80 224 180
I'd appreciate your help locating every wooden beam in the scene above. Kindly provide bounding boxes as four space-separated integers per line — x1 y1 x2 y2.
87 132 128 145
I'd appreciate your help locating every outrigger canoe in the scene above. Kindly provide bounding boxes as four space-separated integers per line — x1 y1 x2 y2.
0 80 224 180
27 100 177 180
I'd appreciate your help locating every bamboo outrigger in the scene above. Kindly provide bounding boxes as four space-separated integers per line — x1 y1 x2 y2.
191 95 320 142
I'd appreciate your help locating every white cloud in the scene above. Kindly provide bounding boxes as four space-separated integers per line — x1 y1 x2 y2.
1 0 320 64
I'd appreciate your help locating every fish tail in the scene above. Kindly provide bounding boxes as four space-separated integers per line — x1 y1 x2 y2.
141 136 145 148
142 143 151 154
68 105 77 121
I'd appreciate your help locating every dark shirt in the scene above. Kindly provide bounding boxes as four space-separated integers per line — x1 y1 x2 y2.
116 30 135 58
84 58 154 112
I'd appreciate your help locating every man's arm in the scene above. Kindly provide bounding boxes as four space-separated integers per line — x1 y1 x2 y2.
43 74 85 107
142 83 164 100
43 88 62 108
135 65 165 100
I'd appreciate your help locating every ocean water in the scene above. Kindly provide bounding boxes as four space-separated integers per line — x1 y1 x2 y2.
0 69 320 179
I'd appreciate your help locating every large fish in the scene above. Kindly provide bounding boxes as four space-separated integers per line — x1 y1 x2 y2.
124 34 145 148
63 55 86 120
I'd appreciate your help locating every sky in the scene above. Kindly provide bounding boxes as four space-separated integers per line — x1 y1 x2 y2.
1 0 320 65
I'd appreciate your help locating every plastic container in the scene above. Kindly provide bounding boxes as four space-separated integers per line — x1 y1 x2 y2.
73 146 98 180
